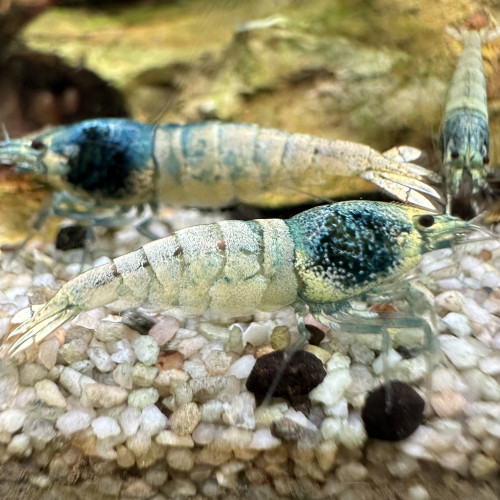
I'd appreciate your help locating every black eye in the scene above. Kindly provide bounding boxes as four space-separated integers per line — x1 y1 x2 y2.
418 214 435 228
450 151 459 159
483 155 490 164
31 139 45 150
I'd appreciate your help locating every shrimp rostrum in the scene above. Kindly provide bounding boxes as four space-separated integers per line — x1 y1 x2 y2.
0 119 443 230
440 25 500 217
6 200 471 357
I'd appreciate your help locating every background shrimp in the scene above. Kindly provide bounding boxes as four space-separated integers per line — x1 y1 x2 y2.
440 21 500 218
0 119 442 248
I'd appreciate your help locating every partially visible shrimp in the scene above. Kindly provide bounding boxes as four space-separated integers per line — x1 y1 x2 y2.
4 200 471 357
0 119 442 233
440 23 500 218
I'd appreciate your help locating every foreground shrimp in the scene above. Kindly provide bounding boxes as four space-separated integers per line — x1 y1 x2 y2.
440 24 500 218
0 119 442 229
5 200 471 357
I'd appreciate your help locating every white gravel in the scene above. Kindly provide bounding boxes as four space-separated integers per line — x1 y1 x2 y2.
0 210 499 497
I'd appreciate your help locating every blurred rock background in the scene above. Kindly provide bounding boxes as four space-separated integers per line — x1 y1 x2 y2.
1 0 499 245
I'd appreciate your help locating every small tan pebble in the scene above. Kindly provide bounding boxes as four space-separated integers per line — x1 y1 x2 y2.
52 327 67 346
126 431 152 459
314 440 338 471
34 380 67 408
70 428 97 455
335 462 368 483
166 447 195 471
478 249 492 261
431 391 466 418
170 402 201 436
154 368 189 396
204 349 232 375
122 479 155 499
255 345 274 358
28 474 51 489
132 363 158 387
83 383 128 409
271 326 290 350
145 469 168 489
197 441 232 466
97 477 122 496
156 350 184 371
162 479 197 497
156 430 194 447
38 337 61 369
149 316 180 346
116 445 135 469
470 453 499 478
303 344 331 364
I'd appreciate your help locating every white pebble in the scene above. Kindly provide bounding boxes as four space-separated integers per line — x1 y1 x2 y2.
177 336 206 357
109 339 136 364
441 312 471 337
223 392 255 429
0 409 26 434
225 355 256 379
87 347 116 372
56 410 92 436
462 298 496 325
439 335 485 369
479 356 500 376
435 290 464 312
408 484 430 500
372 348 403 375
132 336 160 366
113 363 134 389
481 272 500 288
128 388 159 410
192 423 218 445
119 407 141 437
310 368 352 407
92 416 121 439
33 273 56 288
250 428 281 450
242 323 270 347
140 405 168 436
7 433 32 457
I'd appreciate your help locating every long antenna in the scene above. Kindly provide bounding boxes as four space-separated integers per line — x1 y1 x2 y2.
1 123 10 145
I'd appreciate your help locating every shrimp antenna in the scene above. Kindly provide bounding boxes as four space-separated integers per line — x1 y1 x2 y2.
1 123 10 145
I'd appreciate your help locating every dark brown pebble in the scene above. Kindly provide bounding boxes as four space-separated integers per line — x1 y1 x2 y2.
245 350 326 401
361 381 425 441
120 309 156 335
55 225 88 250
305 324 325 346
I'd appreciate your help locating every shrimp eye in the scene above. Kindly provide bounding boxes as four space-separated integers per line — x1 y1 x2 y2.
30 139 45 150
483 155 490 164
450 151 459 159
418 214 435 228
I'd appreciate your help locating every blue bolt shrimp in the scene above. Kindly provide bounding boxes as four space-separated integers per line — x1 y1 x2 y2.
5 200 471 359
0 119 443 235
440 24 500 218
